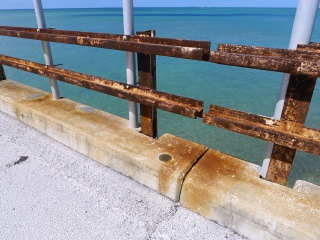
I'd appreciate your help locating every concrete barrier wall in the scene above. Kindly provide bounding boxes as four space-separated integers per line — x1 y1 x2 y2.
180 150 320 240
0 79 319 240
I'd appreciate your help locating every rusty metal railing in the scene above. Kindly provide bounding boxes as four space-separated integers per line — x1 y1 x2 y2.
0 26 210 61
0 26 319 186
0 54 203 118
207 43 319 185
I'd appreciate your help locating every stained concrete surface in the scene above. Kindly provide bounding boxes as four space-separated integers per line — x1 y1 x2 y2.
0 111 246 240
0 80 207 202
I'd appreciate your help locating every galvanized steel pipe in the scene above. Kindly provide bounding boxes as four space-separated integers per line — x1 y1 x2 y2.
33 0 60 100
123 0 138 128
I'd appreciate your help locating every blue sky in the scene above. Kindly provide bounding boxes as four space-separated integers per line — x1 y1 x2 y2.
1 0 300 10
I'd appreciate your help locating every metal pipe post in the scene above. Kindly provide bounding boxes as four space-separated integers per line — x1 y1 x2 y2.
122 0 138 129
33 0 60 100
260 0 320 178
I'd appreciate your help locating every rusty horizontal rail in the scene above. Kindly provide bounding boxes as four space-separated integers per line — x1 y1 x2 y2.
210 51 320 77
0 26 210 61
2 26 320 76
297 42 320 52
218 44 320 61
0 54 203 118
203 105 320 156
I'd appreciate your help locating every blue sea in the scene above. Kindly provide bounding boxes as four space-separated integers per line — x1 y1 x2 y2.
0 7 319 187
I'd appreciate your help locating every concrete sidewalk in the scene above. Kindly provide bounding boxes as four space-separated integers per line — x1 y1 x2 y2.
0 111 246 240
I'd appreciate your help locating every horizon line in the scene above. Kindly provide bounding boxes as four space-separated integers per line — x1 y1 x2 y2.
0 6 299 11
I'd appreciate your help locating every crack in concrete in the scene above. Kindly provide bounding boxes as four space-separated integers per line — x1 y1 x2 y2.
146 203 180 239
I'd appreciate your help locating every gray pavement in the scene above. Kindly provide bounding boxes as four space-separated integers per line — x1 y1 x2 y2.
0 111 246 240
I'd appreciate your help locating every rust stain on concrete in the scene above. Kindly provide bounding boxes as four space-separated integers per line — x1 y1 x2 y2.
181 149 320 239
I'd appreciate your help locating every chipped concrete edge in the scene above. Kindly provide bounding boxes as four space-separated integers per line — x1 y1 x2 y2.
0 80 319 240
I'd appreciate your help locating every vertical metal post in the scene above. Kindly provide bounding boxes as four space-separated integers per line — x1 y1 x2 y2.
33 0 60 100
122 0 138 128
266 75 317 185
0 64 6 80
137 30 157 138
260 0 320 178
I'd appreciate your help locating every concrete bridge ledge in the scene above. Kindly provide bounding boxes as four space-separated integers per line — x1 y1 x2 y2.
0 80 207 202
0 79 319 240
180 149 320 240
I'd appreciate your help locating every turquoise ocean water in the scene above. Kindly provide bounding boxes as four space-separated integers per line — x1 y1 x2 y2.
0 7 319 186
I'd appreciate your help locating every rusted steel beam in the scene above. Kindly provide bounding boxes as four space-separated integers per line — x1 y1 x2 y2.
266 74 318 185
210 51 320 77
297 42 320 53
0 64 6 80
266 146 296 186
202 104 320 156
0 26 211 51
0 54 203 118
218 44 320 62
137 30 158 138
0 26 210 61
279 74 317 131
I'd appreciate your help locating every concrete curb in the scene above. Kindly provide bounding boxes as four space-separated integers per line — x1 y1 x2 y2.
180 149 320 240
0 80 319 240
0 80 207 201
